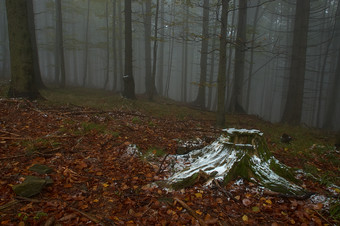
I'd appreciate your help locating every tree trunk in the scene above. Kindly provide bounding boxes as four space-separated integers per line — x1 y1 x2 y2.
27 0 45 89
246 0 261 111
216 0 230 127
82 0 90 87
55 0 66 88
112 0 118 91
104 0 110 90
230 0 247 113
157 0 165 96
6 0 40 99
149 0 160 100
193 0 209 110
181 4 189 103
144 0 152 96
123 0 135 99
281 0 310 125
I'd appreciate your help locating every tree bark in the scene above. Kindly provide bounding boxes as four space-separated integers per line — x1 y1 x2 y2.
144 0 152 96
281 0 310 125
193 0 209 110
149 0 160 100
55 0 66 88
6 0 40 99
230 0 247 113
123 0 135 99
27 0 45 89
82 0 90 86
216 0 230 127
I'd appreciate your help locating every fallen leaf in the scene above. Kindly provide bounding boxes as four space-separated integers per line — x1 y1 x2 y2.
242 198 252 206
252 206 260 213
194 193 202 198
59 213 77 221
242 215 248 222
196 209 203 215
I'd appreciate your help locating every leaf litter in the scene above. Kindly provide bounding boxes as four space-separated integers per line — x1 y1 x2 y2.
0 98 339 225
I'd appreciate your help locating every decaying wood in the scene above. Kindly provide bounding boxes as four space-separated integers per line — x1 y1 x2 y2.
213 179 238 202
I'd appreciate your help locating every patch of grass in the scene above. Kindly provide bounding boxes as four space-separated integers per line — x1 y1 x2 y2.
80 122 107 134
142 147 166 161
21 138 61 156
132 117 141 124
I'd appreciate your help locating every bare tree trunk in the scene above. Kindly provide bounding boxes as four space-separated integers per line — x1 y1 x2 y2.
193 0 209 109
6 0 40 99
149 0 160 100
144 0 152 95
246 0 261 111
55 0 66 88
104 0 110 89
123 0 135 99
216 0 230 127
281 0 310 125
181 4 189 102
112 0 118 91
157 0 165 96
82 0 90 86
230 0 247 113
27 0 45 89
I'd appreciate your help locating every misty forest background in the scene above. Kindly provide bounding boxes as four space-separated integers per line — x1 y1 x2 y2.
0 0 339 131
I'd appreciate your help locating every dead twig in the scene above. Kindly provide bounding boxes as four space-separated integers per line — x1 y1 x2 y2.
0 200 20 211
157 153 170 175
173 197 207 226
213 179 238 202
70 207 106 226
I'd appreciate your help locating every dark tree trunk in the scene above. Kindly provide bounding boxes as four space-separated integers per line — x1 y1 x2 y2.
27 0 45 89
82 0 90 86
144 0 152 96
193 0 209 110
149 0 160 100
55 0 66 88
112 0 118 91
281 0 310 125
216 0 230 127
104 0 110 89
123 0 135 99
230 0 247 113
157 0 165 96
6 0 40 99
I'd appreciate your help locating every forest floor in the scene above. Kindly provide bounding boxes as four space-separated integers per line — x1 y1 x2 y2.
0 87 339 225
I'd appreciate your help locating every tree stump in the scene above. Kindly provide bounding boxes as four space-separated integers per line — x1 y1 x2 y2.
168 128 307 197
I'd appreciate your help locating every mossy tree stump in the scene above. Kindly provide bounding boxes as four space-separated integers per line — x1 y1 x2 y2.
168 128 307 197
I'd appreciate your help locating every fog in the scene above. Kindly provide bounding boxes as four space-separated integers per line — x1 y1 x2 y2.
0 0 339 130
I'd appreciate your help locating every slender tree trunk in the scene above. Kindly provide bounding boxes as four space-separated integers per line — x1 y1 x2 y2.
281 0 310 125
117 0 123 91
6 0 40 99
181 4 189 102
149 0 160 100
112 0 118 91
246 0 261 111
207 19 218 110
193 0 209 109
230 0 247 113
82 0 90 86
165 1 175 98
27 0 45 89
157 0 164 96
123 0 135 99
104 0 110 89
216 0 230 127
55 0 65 88
144 0 152 95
